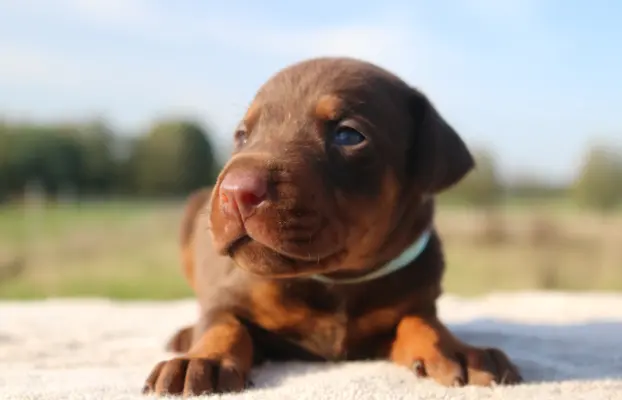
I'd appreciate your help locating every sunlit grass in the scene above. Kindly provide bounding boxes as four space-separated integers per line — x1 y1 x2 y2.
1 199 620 299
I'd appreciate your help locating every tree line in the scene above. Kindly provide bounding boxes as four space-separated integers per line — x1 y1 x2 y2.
0 117 621 212
0 118 219 203
446 145 622 213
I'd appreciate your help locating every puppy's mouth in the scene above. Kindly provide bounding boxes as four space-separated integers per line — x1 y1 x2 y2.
223 230 346 279
225 234 252 257
226 233 339 263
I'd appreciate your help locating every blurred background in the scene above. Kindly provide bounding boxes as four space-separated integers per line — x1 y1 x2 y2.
0 1 621 299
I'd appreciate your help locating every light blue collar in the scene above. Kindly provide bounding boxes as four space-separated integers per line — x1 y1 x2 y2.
309 229 432 285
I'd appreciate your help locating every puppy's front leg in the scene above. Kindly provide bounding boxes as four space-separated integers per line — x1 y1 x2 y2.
143 313 253 396
390 314 522 386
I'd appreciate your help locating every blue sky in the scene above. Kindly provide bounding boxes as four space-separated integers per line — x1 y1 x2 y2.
1 0 620 183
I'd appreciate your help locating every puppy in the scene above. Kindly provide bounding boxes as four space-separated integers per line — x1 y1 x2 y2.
143 57 522 396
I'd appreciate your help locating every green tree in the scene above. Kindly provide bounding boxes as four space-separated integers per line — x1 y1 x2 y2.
0 122 10 202
72 119 117 195
446 149 506 243
43 129 84 199
132 119 217 196
111 136 141 195
448 149 504 208
573 145 622 213
4 124 84 201
4 125 45 198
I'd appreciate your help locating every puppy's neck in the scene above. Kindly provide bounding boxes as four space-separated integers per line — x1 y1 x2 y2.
308 228 432 285
308 194 434 285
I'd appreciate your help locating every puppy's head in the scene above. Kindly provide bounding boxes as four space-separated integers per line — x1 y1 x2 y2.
209 57 474 278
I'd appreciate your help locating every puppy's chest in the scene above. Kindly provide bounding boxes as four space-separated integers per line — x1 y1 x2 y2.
245 282 403 361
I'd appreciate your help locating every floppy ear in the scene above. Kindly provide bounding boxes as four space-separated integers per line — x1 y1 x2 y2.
407 88 475 194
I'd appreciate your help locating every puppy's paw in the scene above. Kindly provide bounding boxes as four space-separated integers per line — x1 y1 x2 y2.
409 346 523 387
142 356 249 396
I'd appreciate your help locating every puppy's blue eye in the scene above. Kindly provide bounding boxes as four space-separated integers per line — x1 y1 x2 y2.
332 127 365 146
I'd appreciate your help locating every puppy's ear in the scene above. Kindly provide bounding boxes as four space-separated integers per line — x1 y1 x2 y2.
407 88 475 194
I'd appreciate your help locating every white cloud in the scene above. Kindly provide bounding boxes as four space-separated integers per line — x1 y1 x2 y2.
58 0 154 26
2 0 156 26
0 0 561 121
1 0 456 72
459 0 538 25
0 41 86 88
0 2 486 167
2 0 603 182
0 2 448 106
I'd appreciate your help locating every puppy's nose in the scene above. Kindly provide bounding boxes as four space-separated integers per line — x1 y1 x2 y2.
219 170 268 220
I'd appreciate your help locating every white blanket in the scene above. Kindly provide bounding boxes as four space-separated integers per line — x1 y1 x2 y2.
1 292 622 399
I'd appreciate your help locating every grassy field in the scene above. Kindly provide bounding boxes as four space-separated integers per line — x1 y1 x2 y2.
0 201 189 299
0 199 621 299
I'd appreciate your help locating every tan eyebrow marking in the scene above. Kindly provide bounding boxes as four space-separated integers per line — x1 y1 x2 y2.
315 94 343 121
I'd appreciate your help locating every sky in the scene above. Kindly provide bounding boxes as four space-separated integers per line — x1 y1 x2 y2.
0 0 621 184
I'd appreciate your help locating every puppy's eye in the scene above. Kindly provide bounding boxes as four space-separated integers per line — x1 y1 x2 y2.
332 126 365 146
234 129 248 148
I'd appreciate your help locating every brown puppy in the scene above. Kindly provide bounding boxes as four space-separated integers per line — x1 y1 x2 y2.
143 57 522 397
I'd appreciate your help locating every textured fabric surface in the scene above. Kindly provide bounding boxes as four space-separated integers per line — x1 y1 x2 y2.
1 292 622 399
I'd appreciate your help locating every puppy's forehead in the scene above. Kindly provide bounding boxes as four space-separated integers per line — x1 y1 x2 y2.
244 58 409 125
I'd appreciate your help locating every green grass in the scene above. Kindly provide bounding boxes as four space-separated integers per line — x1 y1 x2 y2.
0 201 192 299
0 199 620 299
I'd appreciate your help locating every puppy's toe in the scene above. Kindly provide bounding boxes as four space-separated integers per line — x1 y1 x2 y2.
143 356 248 396
462 347 523 386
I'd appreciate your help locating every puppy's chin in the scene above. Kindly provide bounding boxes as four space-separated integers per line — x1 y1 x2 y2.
209 201 346 277
226 237 346 278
